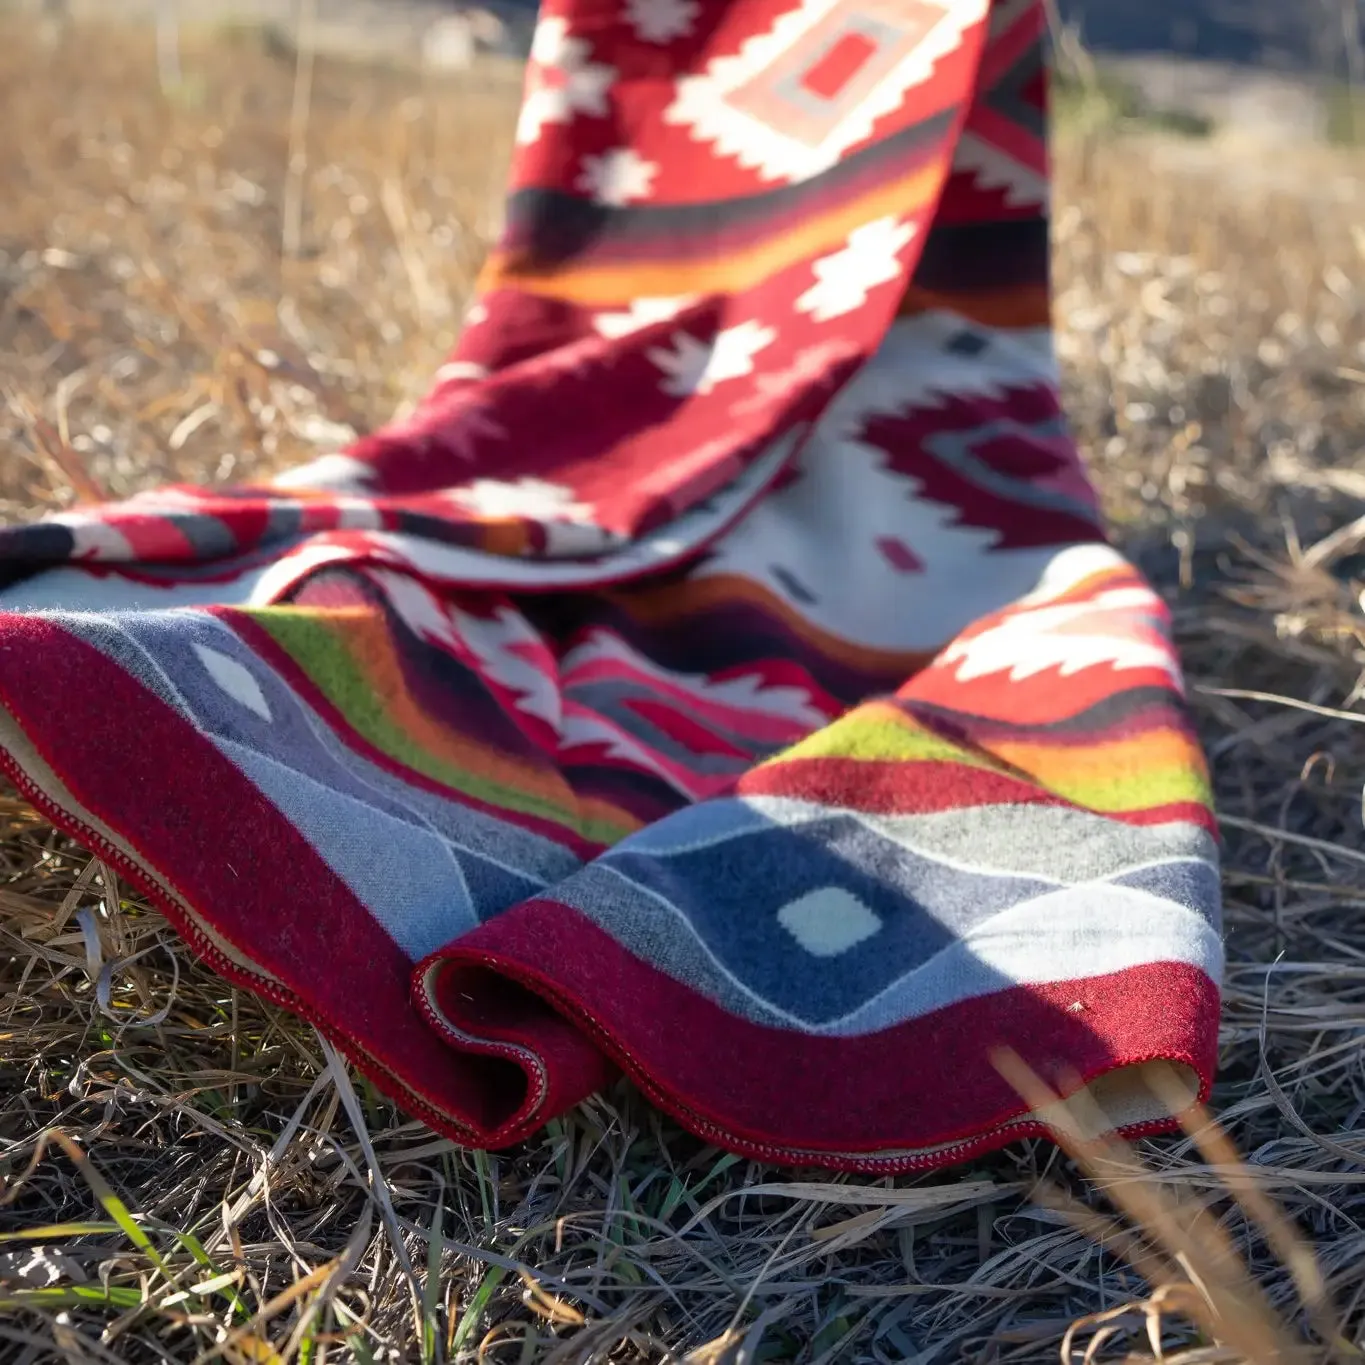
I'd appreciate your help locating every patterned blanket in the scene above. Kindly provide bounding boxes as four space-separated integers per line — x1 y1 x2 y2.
0 0 1220 1170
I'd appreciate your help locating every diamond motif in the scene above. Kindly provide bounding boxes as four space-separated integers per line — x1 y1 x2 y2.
800 31 878 98
876 536 924 573
663 0 988 183
777 887 883 957
193 644 272 721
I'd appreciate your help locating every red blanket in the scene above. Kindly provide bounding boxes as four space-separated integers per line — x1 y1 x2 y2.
0 0 1220 1170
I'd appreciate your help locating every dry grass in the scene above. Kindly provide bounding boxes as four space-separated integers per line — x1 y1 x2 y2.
3 14 1365 1365
0 16 518 515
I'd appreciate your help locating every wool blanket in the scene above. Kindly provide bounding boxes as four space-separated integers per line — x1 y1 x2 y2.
0 0 1221 1171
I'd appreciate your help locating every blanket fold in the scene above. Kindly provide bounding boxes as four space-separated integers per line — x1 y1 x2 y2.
0 0 1221 1170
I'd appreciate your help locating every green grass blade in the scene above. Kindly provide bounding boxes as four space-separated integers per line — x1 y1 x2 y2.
0 1284 145 1311
448 1265 506 1355
0 1222 120 1242
43 1131 172 1281
422 1200 445 1365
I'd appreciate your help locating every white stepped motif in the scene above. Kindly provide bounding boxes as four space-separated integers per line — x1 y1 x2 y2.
937 583 1183 689
448 604 565 732
371 571 564 733
950 131 1048 209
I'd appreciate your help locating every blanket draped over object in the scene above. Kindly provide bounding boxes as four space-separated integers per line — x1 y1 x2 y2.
0 0 1221 1170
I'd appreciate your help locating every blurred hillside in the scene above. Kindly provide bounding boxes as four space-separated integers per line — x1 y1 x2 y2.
1058 0 1364 73
10 0 1365 74
5 0 1363 146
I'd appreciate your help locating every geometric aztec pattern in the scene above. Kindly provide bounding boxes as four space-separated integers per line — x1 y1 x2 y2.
0 0 1219 1170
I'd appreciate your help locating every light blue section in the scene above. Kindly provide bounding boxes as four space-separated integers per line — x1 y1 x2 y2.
219 738 479 960
53 610 581 959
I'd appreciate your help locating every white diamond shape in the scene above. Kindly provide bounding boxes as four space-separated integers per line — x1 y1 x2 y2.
662 0 988 184
777 887 882 957
193 643 272 721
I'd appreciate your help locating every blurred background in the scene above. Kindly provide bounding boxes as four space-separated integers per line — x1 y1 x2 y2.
1 0 1362 524
0 0 1361 537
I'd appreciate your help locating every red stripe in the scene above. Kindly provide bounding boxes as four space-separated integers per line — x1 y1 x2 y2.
423 900 1219 1167
737 756 1051 811
737 755 1217 832
104 511 197 560
1109 801 1219 831
622 696 754 760
0 613 609 1138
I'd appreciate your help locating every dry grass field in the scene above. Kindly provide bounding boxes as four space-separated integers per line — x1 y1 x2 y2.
2 15 1365 1365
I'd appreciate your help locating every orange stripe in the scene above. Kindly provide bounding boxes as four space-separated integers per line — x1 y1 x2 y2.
1031 565 1139 610
992 730 1207 784
896 282 1051 328
607 573 939 680
339 612 634 833
474 519 534 557
479 158 950 307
